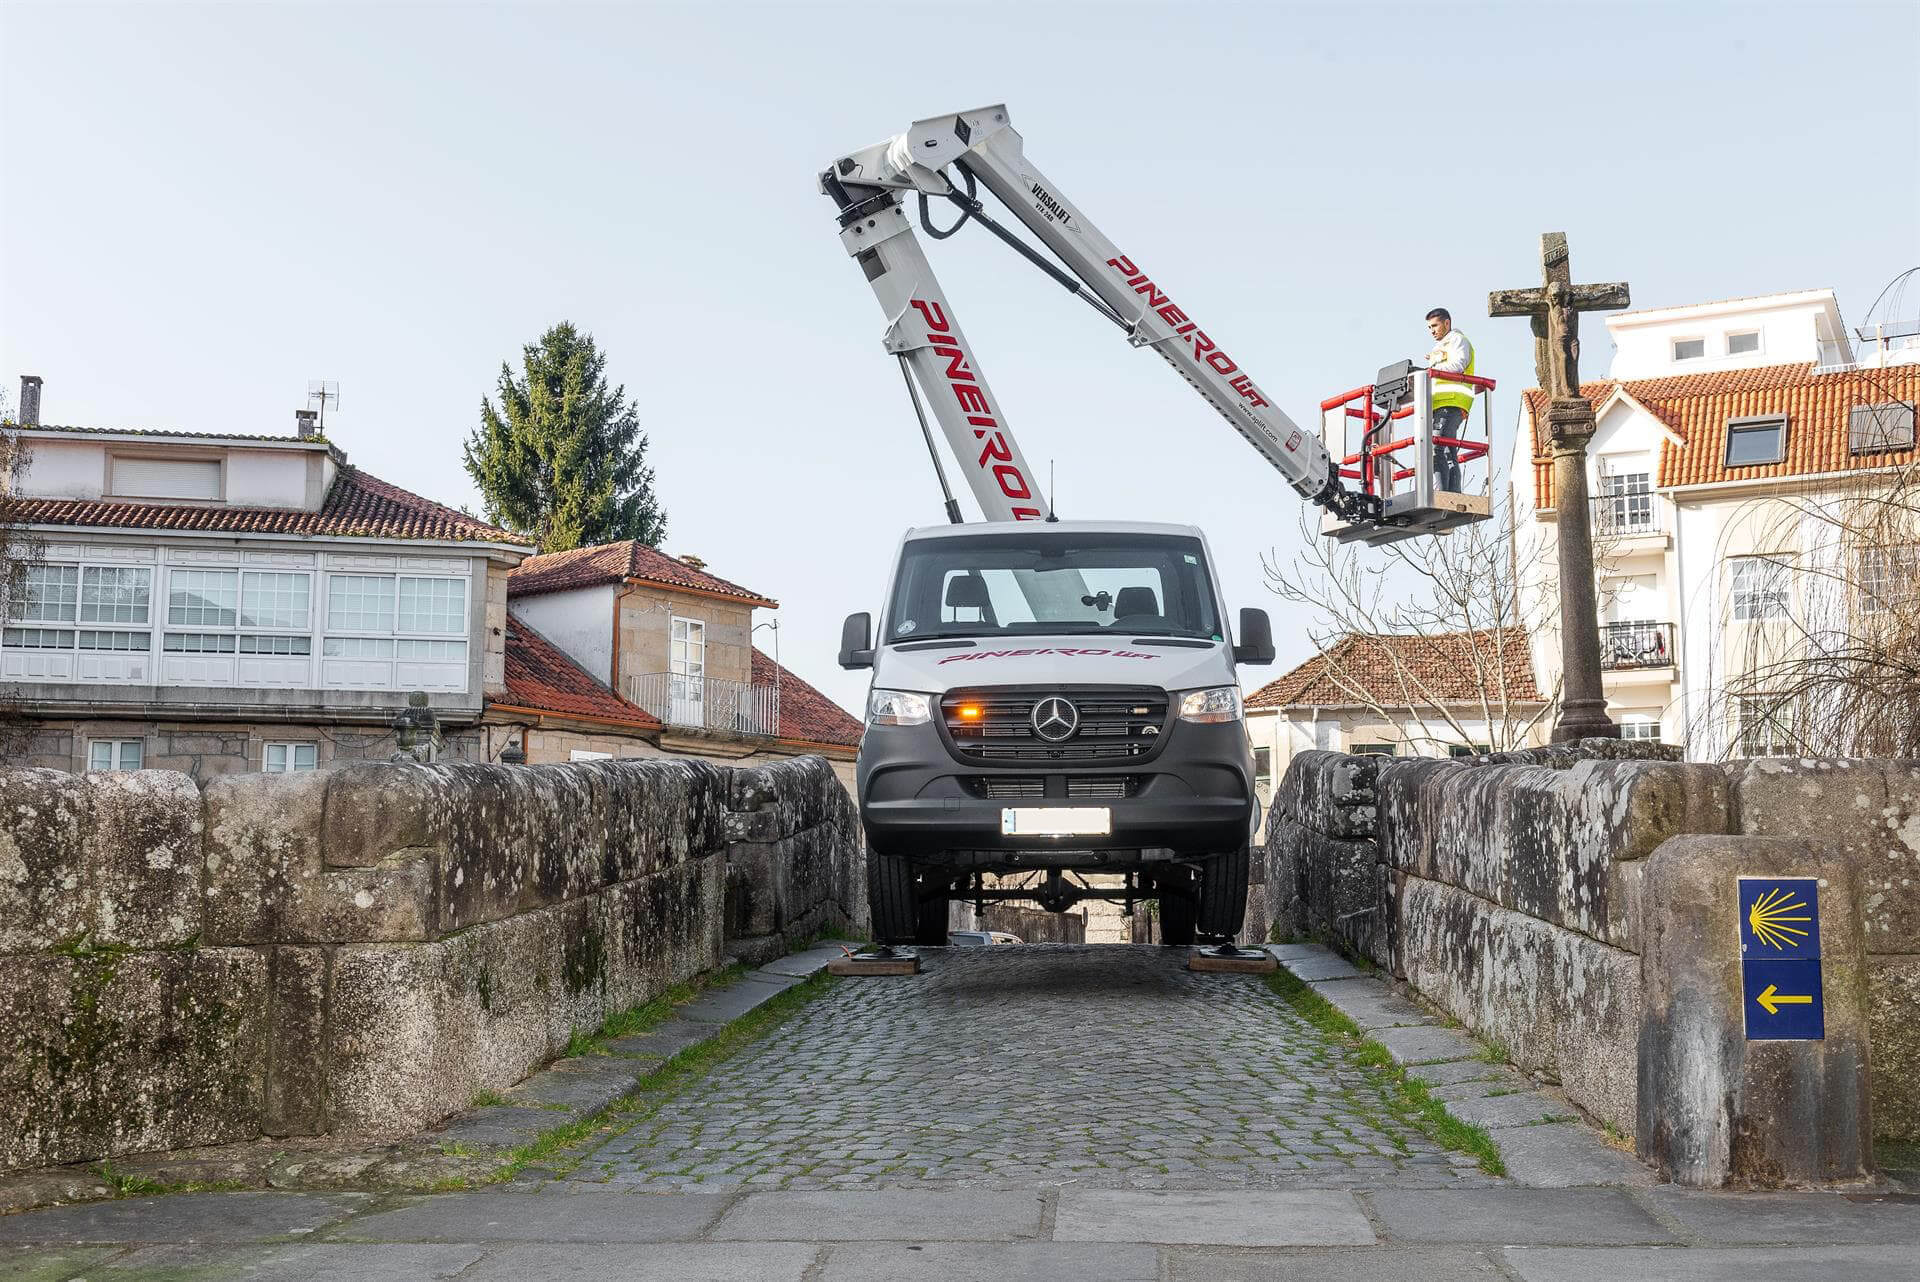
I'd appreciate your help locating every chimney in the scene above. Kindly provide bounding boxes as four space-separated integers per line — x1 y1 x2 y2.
18 375 42 426
294 409 318 439
679 553 707 571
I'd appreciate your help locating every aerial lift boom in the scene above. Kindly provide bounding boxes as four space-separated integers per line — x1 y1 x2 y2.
822 105 1380 528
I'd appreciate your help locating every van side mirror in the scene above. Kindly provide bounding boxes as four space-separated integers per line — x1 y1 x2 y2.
1233 608 1275 666
838 612 874 669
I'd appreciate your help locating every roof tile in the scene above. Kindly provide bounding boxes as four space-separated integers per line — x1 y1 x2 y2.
1524 363 1919 507
752 648 863 747
11 463 527 544
502 613 661 727
1247 628 1542 709
508 539 776 606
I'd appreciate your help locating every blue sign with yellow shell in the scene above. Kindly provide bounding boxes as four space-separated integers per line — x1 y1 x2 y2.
1738 877 1823 1040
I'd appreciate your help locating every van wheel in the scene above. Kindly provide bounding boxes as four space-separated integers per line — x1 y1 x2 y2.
1197 843 1250 939
1157 874 1197 947
867 851 921 944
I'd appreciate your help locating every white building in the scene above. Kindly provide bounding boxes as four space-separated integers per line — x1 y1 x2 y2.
2 392 534 775
1510 289 1920 757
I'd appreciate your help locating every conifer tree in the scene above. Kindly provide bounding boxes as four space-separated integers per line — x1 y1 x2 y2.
463 323 667 552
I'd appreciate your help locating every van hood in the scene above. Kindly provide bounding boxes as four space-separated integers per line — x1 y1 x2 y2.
876 635 1234 694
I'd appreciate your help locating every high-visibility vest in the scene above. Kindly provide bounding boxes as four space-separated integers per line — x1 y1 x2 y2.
1431 334 1476 416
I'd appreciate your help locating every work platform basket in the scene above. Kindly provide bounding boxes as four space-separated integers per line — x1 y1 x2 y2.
1320 360 1495 546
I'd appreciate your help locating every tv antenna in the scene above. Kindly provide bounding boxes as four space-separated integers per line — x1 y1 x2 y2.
307 380 340 429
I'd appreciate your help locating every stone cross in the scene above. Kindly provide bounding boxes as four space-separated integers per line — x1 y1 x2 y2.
1489 232 1631 743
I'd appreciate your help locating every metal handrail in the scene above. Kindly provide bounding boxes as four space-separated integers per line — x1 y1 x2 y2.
1590 492 1666 538
1600 621 1673 670
621 671 781 737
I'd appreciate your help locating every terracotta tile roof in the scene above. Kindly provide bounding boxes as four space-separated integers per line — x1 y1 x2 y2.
1524 363 1920 508
752 648 863 748
11 463 528 544
1246 628 1543 710
14 422 318 445
500 613 661 728
508 539 777 607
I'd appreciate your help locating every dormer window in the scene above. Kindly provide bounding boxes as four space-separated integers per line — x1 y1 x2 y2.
1672 338 1705 361
1727 330 1761 356
109 455 222 500
1725 415 1787 467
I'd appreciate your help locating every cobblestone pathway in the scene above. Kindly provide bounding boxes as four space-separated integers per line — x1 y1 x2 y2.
569 945 1500 1192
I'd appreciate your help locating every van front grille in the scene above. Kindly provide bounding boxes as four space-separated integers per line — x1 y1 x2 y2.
941 688 1169 763
968 776 1046 799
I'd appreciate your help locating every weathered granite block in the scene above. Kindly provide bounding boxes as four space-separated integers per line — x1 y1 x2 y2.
1399 760 1727 950
263 946 328 1137
0 948 267 1172
1274 751 1379 840
1399 876 1640 1135
1638 835 1873 1187
1729 758 1920 947
1867 955 1920 1141
203 770 436 946
0 768 201 951
319 762 448 868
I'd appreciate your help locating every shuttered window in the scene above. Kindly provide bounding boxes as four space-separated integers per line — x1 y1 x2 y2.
110 457 221 499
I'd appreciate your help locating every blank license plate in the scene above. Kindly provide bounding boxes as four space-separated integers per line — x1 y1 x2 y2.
1001 807 1111 837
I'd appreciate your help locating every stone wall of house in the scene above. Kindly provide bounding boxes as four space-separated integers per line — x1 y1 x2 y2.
1265 745 1920 1145
0 754 863 1173
618 586 755 689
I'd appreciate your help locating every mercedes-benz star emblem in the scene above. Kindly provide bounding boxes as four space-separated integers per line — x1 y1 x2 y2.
1030 696 1080 743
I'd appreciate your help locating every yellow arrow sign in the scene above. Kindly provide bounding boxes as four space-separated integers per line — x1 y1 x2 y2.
1755 984 1814 1015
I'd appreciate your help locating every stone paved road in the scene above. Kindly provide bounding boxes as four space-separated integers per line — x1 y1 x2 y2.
568 945 1498 1191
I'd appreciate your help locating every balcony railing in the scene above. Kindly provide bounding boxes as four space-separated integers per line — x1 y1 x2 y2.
621 671 781 737
1600 621 1674 671
1590 493 1666 538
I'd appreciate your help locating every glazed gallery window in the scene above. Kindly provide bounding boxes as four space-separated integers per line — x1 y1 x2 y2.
5 565 153 652
165 569 312 654
322 575 467 663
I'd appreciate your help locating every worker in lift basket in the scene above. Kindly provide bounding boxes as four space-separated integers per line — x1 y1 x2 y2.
1424 307 1474 492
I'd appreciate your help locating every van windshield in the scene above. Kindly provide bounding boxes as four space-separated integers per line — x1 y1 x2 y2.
884 532 1221 643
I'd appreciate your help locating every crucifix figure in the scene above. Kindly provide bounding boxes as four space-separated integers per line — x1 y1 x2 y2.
1489 232 1631 742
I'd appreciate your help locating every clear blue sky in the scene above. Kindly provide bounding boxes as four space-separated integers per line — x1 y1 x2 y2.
4 1 1915 713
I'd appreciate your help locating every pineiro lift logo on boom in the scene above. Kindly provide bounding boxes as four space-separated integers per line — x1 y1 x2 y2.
1103 254 1270 409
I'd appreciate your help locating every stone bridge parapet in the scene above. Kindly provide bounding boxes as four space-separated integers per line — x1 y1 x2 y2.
1263 744 1920 1182
0 755 864 1174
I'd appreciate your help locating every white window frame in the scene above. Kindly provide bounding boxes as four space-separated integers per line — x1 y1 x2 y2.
87 738 144 771
1725 329 1762 357
163 567 315 658
107 453 224 501
1859 546 1920 615
1729 556 1791 621
321 572 470 691
263 741 319 773
1671 336 1706 362
1620 716 1661 742
1724 415 1788 467
1734 695 1796 758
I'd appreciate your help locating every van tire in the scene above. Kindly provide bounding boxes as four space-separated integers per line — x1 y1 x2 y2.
1158 875 1197 947
1197 843 1250 939
868 851 921 944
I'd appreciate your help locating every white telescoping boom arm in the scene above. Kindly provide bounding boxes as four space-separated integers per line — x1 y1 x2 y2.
821 104 1371 525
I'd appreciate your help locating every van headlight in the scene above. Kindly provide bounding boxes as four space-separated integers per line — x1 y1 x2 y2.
868 689 932 726
1178 686 1242 724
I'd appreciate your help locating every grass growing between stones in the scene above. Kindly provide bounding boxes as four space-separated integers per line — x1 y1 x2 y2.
489 970 837 1184
90 1160 245 1200
559 962 750 1059
1265 968 1507 1177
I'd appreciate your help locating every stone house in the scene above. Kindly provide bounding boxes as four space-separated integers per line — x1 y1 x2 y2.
502 539 862 787
0 397 534 777
1243 628 1549 805
1509 288 1920 756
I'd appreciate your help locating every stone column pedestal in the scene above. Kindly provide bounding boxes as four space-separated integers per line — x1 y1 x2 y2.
1637 835 1874 1187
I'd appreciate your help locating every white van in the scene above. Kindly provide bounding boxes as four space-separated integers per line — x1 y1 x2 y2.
839 520 1274 946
